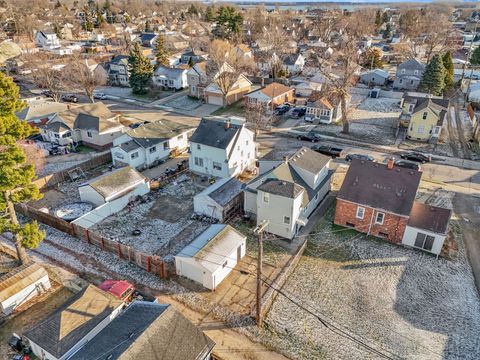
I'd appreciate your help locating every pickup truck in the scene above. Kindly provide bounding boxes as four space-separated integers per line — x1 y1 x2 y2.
99 279 157 303
311 144 344 158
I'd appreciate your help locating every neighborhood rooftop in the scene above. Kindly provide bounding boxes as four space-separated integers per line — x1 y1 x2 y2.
189 117 242 149
0 263 48 303
408 201 452 234
81 166 147 198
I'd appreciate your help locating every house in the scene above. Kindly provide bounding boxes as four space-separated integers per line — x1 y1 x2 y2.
283 53 305 74
236 44 253 58
138 32 158 47
359 69 389 86
104 55 129 87
78 166 150 207
165 35 189 52
393 59 425 90
153 66 188 90
244 147 333 240
69 301 215 360
293 81 322 98
34 30 60 49
399 93 449 142
15 99 68 127
204 72 252 106
40 102 125 149
245 82 295 109
24 285 124 360
180 48 207 65
193 177 244 222
175 224 246 290
187 61 208 99
111 119 192 169
188 116 256 178
305 93 348 124
0 263 51 315
402 202 451 254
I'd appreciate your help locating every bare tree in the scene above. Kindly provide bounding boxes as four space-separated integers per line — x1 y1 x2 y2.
65 54 107 103
244 101 273 140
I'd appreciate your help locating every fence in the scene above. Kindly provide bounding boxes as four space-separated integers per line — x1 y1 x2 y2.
34 152 113 191
15 203 167 278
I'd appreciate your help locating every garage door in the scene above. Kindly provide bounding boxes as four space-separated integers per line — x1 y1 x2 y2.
208 95 223 106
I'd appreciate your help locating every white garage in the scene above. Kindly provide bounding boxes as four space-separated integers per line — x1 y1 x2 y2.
206 94 224 106
175 224 246 290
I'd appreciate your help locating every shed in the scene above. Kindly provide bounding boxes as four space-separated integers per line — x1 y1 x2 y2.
175 225 246 290
78 166 150 207
193 177 244 222
0 263 51 315
24 284 124 360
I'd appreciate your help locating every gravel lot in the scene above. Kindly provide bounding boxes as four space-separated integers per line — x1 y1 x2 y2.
265 207 480 360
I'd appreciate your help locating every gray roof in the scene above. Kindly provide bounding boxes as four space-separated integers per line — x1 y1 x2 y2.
288 147 330 175
408 201 451 234
154 66 187 79
74 113 99 131
197 177 244 207
119 140 141 153
257 179 304 198
69 302 215 360
42 121 70 132
24 285 123 359
398 59 425 71
190 117 241 149
126 119 192 148
337 159 422 216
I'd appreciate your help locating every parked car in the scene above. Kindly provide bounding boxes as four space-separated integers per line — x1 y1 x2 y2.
41 90 53 98
394 159 421 171
93 92 107 100
311 144 344 158
297 132 322 142
61 94 78 103
274 104 290 116
399 151 431 163
99 279 157 303
345 153 375 162
290 107 306 118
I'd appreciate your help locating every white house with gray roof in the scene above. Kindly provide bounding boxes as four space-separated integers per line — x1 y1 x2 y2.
153 66 188 90
244 147 332 240
188 116 256 178
393 59 426 90
175 224 246 290
111 119 193 169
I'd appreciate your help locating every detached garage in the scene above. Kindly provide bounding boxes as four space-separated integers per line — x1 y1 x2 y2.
175 224 246 290
0 263 51 315
193 177 244 222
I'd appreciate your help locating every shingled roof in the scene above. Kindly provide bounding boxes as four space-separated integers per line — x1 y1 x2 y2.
337 159 422 216
0 263 48 303
24 285 123 359
257 179 304 199
189 117 241 149
408 201 451 234
69 302 215 360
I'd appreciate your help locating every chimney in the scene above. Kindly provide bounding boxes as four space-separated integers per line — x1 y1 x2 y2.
387 157 395 170
224 119 231 130
283 155 289 163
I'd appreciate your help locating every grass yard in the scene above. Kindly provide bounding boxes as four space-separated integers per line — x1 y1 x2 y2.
211 100 245 117
264 206 480 359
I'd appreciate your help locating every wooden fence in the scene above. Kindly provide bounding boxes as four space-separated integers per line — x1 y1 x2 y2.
15 203 167 278
34 152 113 191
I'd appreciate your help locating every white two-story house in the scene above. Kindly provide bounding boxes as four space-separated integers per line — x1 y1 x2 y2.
153 66 188 90
244 147 333 240
189 116 256 178
111 119 193 169
34 30 60 49
187 62 208 99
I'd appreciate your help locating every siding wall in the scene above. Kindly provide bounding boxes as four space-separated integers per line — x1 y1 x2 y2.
402 225 446 255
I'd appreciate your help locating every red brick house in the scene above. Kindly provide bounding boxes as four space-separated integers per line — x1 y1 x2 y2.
334 158 422 245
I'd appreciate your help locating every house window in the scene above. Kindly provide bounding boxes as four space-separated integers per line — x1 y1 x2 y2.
241 150 244 157
54 133 59 138
414 233 435 251
131 152 139 159
283 216 291 225
222 261 228 268
414 70 419 75
375 212 385 225
401 69 405 74
263 192 269 204
163 142 169 150
194 157 204 167
177 134 184 141
87 130 93 138
213 161 222 171
422 112 428 120
197 144 201 150
399 79 403 84
356 206 365 219
149 146 156 153
378 231 389 238
408 104 415 113
246 140 249 145
418 125 425 134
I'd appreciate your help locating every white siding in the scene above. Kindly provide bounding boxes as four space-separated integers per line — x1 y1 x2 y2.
402 226 446 255
0 275 51 315
78 185 106 206
193 194 224 221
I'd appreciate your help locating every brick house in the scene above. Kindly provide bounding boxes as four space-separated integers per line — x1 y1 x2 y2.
334 158 421 244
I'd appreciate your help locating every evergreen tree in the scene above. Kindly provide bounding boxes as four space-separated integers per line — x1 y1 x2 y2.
84 7 94 31
188 56 194 68
383 23 392 39
154 34 170 68
187 4 199 16
144 20 151 32
442 51 454 88
419 54 446 95
128 42 153 94
375 10 382 29
382 12 389 24
471 46 480 66
96 4 104 27
362 48 383 69
0 73 45 265
214 6 243 40
205 6 215 22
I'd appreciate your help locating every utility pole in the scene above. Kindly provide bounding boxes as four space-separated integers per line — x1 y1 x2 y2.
253 220 269 328
461 20 478 84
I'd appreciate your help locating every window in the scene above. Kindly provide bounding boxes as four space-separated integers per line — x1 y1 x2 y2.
401 69 405 74
422 112 428 120
194 157 204 167
375 212 385 225
263 192 269 203
177 134 184 141
399 79 403 84
417 125 425 134
414 70 419 75
246 140 249 145
87 130 93 138
283 216 291 225
346 222 356 227
433 126 440 135
197 144 201 150
131 152 139 159
356 206 365 219
222 261 227 268
213 161 222 171
414 233 435 251
54 133 59 138
408 104 415 113
163 142 169 150
410 80 414 85
241 150 244 157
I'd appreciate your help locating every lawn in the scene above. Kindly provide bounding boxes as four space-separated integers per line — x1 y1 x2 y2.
211 100 245 117
264 206 480 359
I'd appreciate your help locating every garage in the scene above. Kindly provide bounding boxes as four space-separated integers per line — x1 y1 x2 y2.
206 94 224 106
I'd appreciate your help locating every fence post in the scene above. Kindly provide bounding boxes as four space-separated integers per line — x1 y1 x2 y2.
117 243 121 258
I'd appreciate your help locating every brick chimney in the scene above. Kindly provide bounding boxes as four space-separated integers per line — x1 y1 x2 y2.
283 155 289 163
387 157 395 170
224 119 231 130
